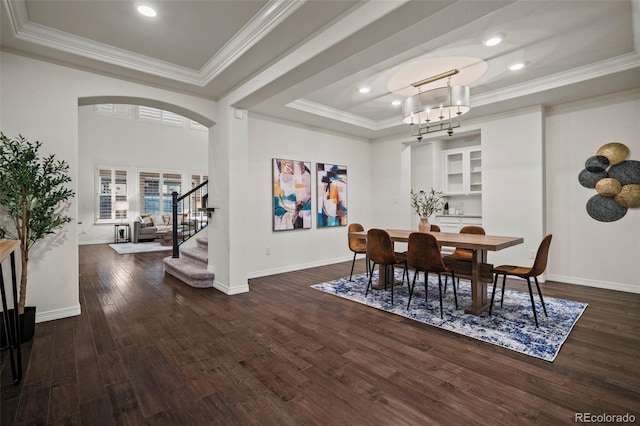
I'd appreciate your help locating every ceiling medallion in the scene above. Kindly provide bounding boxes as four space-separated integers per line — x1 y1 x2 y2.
401 69 470 140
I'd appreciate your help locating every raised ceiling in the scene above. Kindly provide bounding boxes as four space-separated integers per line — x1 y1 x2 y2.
2 0 639 139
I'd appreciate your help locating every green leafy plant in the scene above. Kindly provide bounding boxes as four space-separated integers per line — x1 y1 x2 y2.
0 133 74 314
410 188 444 218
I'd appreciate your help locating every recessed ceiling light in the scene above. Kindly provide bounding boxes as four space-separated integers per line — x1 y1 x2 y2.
137 5 157 17
483 36 503 47
509 62 526 71
358 87 371 94
391 100 402 106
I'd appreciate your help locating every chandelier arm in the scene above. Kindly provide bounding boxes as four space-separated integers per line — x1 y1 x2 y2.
411 69 459 88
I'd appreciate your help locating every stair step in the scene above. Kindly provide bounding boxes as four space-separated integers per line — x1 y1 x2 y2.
180 246 208 264
163 256 214 288
196 236 208 249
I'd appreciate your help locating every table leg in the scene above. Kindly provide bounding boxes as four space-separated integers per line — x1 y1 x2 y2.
464 249 491 315
371 264 403 290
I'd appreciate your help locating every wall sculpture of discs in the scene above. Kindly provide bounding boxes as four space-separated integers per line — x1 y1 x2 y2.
578 142 640 222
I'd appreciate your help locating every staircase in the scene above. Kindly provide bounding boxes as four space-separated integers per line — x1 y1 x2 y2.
163 237 214 288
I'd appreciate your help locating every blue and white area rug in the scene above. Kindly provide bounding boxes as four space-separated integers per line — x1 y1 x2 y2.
108 242 172 254
311 271 587 362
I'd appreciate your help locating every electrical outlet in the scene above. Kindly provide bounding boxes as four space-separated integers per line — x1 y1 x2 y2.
266 247 271 256
530 249 536 259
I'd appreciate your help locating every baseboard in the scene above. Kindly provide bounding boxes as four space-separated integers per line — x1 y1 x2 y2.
547 274 640 294
247 255 352 279
248 258 639 295
213 280 249 295
35 304 82 323
79 239 112 245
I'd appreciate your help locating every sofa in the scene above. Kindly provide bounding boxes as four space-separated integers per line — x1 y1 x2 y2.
132 213 197 243
132 213 172 243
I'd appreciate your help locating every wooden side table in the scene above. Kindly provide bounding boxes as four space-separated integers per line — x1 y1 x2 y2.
114 223 130 243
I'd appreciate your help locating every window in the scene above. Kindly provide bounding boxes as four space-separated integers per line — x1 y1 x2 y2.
189 173 208 210
94 104 130 119
137 106 184 128
95 104 207 132
188 120 207 132
96 167 128 221
139 171 183 215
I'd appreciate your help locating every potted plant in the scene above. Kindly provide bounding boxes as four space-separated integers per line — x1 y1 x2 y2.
0 133 74 342
410 188 444 232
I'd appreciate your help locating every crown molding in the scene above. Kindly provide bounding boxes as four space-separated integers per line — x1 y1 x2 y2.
287 99 380 130
200 0 305 85
3 0 302 86
289 52 640 131
472 52 640 108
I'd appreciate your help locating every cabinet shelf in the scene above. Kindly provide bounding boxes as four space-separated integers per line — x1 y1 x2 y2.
442 147 482 195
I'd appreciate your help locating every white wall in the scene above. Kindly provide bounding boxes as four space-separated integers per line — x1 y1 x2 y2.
372 107 545 269
77 106 207 244
410 133 483 223
246 114 373 278
478 107 545 267
0 52 217 322
374 97 640 293
2 50 638 325
546 89 640 292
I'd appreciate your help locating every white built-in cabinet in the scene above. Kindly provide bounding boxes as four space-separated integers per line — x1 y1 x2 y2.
442 146 482 195
435 215 482 233
435 215 482 254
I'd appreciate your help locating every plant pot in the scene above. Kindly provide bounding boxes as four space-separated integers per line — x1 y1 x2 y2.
0 306 36 347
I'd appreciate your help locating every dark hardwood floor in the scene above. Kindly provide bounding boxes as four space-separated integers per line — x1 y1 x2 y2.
2 244 639 425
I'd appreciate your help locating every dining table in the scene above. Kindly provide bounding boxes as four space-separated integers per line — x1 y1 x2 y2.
348 228 524 315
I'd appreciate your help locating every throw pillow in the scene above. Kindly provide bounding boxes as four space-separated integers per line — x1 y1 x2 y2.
141 215 153 227
151 214 164 227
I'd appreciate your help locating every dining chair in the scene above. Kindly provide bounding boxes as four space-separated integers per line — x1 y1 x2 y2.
429 224 441 232
365 228 408 304
406 232 458 318
443 225 485 291
348 223 370 281
489 234 553 327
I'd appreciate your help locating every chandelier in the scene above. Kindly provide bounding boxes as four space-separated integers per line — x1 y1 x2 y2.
401 69 470 139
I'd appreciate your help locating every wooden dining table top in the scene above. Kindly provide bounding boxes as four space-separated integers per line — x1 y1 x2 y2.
349 229 524 252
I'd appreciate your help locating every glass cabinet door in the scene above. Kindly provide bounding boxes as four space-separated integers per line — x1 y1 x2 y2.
444 151 464 194
468 149 482 194
442 147 481 195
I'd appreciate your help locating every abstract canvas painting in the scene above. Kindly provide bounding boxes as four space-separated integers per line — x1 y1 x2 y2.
317 163 347 227
272 158 312 230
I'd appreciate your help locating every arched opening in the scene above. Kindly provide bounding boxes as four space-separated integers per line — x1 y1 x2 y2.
76 96 214 248
78 96 216 128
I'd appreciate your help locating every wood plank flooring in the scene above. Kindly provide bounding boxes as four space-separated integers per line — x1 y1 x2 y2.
2 244 639 425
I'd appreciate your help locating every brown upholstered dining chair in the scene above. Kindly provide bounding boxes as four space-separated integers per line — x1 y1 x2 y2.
490 234 553 328
446 226 485 260
348 223 369 281
406 232 458 318
365 229 408 304
429 224 441 232
443 225 485 290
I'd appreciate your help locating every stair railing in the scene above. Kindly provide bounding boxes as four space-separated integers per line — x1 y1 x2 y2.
171 180 209 258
